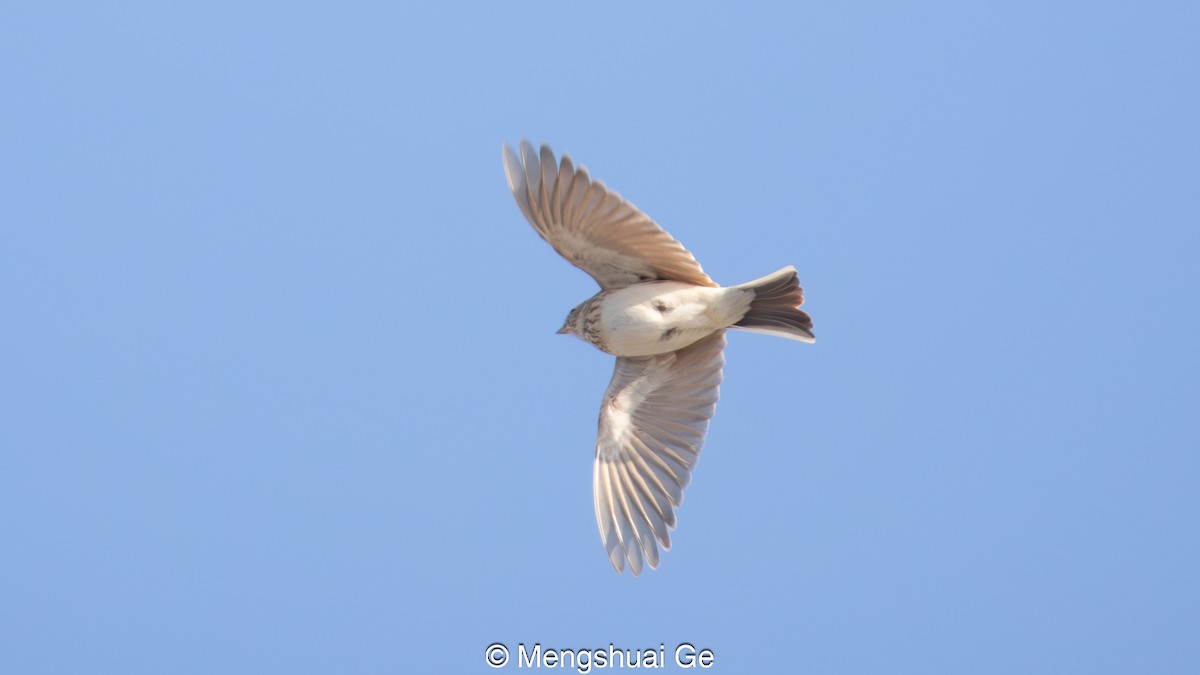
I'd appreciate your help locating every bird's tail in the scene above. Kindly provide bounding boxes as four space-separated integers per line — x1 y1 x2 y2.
730 266 815 343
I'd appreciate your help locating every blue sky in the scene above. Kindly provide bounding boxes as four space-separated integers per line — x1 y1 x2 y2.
2 2 1197 673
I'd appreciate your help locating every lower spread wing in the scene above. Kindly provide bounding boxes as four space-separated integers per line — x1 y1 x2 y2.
593 331 726 575
502 140 717 290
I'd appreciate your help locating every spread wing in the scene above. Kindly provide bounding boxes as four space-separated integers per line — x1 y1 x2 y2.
593 331 726 575
503 140 717 290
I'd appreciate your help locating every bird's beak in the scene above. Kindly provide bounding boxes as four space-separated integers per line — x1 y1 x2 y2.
556 325 570 335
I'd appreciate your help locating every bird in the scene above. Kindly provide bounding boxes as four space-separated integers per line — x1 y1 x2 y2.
502 140 814 575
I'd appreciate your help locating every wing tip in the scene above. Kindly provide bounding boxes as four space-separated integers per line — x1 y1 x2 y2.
502 143 524 194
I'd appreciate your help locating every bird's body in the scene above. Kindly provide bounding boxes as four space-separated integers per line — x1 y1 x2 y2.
503 140 815 575
571 282 750 357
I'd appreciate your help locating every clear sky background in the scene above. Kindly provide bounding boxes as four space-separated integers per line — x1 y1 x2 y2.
2 2 1197 673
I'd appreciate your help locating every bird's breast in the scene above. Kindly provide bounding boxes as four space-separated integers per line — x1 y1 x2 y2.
595 283 730 357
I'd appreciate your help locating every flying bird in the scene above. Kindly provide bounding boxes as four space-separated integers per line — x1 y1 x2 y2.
503 141 815 575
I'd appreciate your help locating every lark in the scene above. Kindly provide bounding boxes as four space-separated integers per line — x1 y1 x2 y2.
503 141 815 575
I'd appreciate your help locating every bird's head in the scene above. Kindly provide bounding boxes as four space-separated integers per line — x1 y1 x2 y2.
558 302 586 336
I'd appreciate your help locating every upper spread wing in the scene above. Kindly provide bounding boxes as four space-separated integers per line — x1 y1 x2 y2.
503 140 717 290
593 331 726 575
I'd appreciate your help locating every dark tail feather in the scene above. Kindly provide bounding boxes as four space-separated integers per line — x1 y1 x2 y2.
731 266 815 343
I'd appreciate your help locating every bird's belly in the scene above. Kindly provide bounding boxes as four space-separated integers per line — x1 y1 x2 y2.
597 283 729 357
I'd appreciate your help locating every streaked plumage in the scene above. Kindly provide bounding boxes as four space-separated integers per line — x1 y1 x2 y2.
503 140 815 575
